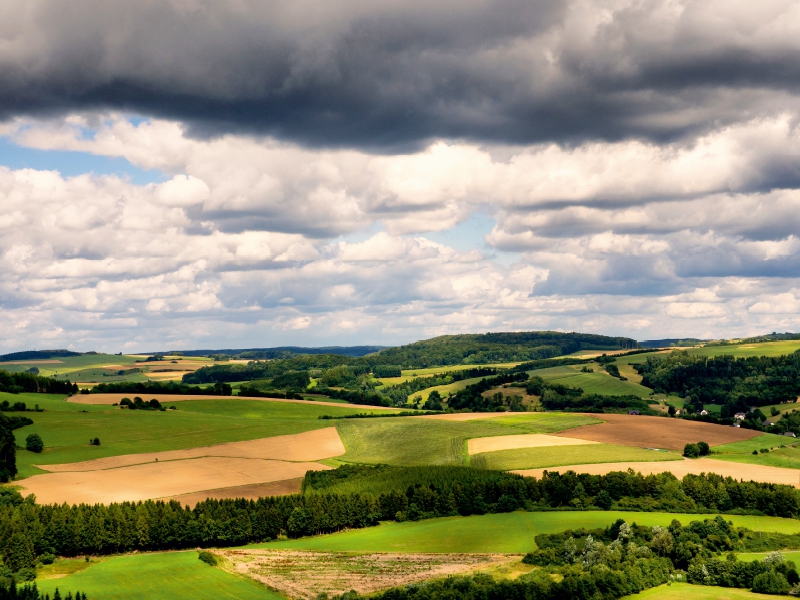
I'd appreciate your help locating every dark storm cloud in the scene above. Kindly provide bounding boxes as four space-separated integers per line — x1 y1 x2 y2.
2 0 800 149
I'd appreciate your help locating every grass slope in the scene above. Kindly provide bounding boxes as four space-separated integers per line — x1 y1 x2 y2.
687 340 800 358
471 443 681 470
705 433 800 471
12 395 391 478
259 511 800 554
36 551 277 600
630 583 765 599
411 376 487 403
336 413 599 467
531 364 653 398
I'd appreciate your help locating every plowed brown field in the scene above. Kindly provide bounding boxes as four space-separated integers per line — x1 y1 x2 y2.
514 457 800 488
554 413 760 450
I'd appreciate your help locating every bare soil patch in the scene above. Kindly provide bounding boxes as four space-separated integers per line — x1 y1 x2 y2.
18 458 329 504
554 413 761 450
514 458 800 488
163 478 303 506
39 427 344 472
220 550 518 599
66 393 399 410
468 434 598 454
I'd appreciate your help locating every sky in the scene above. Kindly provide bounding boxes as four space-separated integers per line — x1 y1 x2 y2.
2 0 800 352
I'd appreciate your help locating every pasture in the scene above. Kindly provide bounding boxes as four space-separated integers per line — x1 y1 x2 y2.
471 443 680 470
530 364 653 398
411 375 486 403
687 340 800 358
258 511 800 554
12 395 392 478
36 551 277 600
335 413 600 466
630 583 765 599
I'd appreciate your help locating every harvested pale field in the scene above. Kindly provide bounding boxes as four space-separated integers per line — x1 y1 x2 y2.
38 427 345 472
164 478 303 506
468 433 598 454
144 370 192 380
135 360 212 371
220 549 518 600
555 413 761 450
417 412 507 421
19 457 329 504
66 393 399 410
514 457 800 488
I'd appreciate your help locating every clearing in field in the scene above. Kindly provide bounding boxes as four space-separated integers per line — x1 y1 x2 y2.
258 511 800 554
472 443 680 470
35 551 278 600
37 427 344 472
514 456 800 487
18 455 330 504
222 549 516 599
555 413 761 450
467 433 598 454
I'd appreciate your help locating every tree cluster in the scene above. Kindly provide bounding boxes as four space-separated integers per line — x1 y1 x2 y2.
0 372 77 396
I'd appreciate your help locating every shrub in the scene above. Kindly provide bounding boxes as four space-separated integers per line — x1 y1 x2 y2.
25 434 43 453
697 441 710 456
683 443 700 458
198 551 217 566
752 568 790 595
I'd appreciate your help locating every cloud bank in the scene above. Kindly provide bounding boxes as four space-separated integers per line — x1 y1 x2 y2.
1 1 800 350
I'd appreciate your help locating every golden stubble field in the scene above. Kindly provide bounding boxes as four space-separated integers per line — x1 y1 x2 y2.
18 428 345 504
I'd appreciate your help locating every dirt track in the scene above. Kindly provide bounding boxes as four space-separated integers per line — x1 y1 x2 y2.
514 458 800 488
468 434 598 454
37 427 344 472
554 413 761 450
19 458 329 504
66 393 399 410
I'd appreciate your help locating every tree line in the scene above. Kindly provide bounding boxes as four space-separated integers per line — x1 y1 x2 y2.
1 466 799 574
0 373 77 396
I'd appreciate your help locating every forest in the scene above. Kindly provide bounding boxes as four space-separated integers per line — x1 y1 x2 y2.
636 351 800 413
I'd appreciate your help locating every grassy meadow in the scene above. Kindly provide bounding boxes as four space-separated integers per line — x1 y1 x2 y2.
335 413 600 466
9 394 394 478
630 583 766 599
687 340 800 358
36 551 276 600
530 364 653 398
471 443 681 470
257 511 800 554
410 375 486 403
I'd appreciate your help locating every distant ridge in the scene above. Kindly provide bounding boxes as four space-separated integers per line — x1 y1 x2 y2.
150 346 388 358
638 339 707 348
0 349 82 362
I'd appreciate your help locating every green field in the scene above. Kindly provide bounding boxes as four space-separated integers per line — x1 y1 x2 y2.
471 443 681 470
336 413 600 467
257 511 800 554
737 550 800 563
0 354 141 378
401 364 521 376
36 551 277 600
630 583 765 599
10 394 394 478
687 340 800 358
706 433 800 470
531 364 653 398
